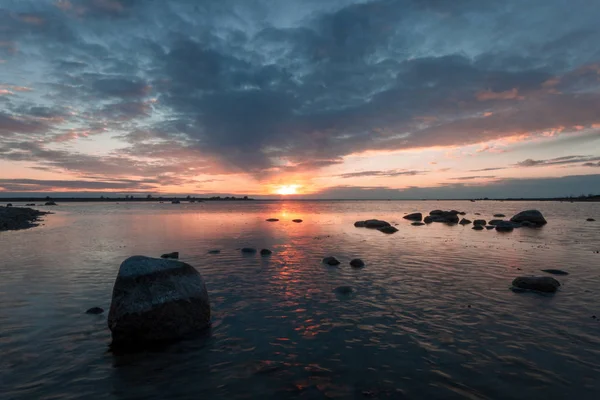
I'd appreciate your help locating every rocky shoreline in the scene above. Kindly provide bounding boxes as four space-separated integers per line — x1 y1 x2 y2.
0 206 50 232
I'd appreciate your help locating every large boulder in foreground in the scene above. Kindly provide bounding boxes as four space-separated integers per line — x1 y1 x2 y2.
510 210 547 226
108 256 210 348
512 276 560 293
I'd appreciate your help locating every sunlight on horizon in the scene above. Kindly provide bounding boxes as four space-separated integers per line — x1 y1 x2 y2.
275 185 301 195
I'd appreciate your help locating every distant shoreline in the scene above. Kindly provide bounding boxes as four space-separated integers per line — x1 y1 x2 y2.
1 196 598 203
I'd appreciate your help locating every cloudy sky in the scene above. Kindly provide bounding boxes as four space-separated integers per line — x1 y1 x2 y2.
1 0 600 198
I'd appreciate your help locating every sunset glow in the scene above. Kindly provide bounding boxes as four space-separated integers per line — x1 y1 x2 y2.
0 1 599 199
275 185 301 196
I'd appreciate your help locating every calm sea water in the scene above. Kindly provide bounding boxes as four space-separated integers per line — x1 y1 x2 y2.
1 200 599 399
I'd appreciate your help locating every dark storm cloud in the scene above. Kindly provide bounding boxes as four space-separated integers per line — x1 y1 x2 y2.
2 0 600 191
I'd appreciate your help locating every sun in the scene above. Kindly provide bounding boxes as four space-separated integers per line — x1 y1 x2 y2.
275 184 300 195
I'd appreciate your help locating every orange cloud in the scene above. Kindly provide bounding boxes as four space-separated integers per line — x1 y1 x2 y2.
476 88 524 101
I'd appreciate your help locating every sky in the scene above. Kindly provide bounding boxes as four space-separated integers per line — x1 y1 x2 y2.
1 0 600 199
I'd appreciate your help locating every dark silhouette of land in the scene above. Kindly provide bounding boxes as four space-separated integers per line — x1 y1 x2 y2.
0 195 254 203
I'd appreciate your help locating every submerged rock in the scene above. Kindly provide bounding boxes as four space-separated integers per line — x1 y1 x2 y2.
587 218 596 222
266 218 279 222
459 218 472 225
472 225 484 231
541 269 569 275
378 225 398 234
485 226 495 230
412 222 425 226
108 256 210 348
403 213 422 221
510 210 547 226
160 252 179 259
86 307 104 314
292 219 303 223
495 221 516 232
350 258 365 268
241 247 257 254
494 213 506 218
334 286 354 295
322 256 341 266
512 276 560 293
473 219 487 226
260 249 272 256
207 249 221 254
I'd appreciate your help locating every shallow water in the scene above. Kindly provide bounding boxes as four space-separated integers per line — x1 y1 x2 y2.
1 200 600 399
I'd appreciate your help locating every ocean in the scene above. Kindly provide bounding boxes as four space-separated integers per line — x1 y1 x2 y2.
1 200 599 399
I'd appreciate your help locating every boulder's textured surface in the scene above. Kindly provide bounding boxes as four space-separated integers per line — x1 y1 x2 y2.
323 256 341 266
403 213 422 221
108 256 211 348
350 259 365 268
510 210 547 226
512 276 560 293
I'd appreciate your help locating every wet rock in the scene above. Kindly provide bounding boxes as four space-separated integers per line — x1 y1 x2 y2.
494 213 506 218
512 276 560 293
485 226 495 230
587 218 596 222
474 213 481 215
260 249 272 256
350 259 365 268
0 207 50 232
45 201 57 206
429 210 444 216
86 307 104 315
412 222 425 226
108 256 211 348
472 225 484 230
241 247 257 254
160 252 179 259
266 218 279 222
364 219 391 229
403 212 422 221
207 249 221 254
488 219 503 225
322 256 341 266
510 210 547 226
426 211 460 224
541 269 569 275
459 218 472 225
354 221 366 227
473 219 487 226
378 225 398 234
334 286 354 295
424 216 433 224
292 219 303 223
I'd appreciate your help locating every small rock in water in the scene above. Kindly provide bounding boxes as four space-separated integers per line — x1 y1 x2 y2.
472 225 484 230
266 218 279 222
334 286 354 295
412 222 425 226
85 307 104 314
403 213 422 221
378 225 398 234
423 216 433 224
350 258 365 268
364 219 391 229
474 213 481 215
45 201 57 206
510 210 547 226
473 219 486 226
160 252 179 259
322 256 341 266
459 218 472 225
512 276 560 293
494 213 506 218
485 226 495 230
541 269 569 275
488 219 503 225
495 222 515 232
260 249 272 256
207 249 221 254
292 219 303 223
354 221 366 227
587 218 596 222
241 247 257 253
